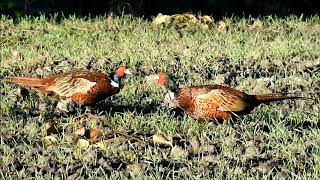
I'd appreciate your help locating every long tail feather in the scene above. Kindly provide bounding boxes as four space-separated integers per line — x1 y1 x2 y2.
6 77 46 87
254 93 313 104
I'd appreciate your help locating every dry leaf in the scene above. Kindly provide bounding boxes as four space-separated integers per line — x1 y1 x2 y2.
152 134 173 147
56 100 69 112
218 21 227 32
190 136 200 153
127 163 143 177
152 13 171 26
178 167 193 177
38 102 47 113
199 144 217 154
76 139 90 149
74 127 86 136
45 122 59 135
43 135 57 148
56 99 74 112
152 13 213 30
124 152 137 163
107 137 127 144
257 161 272 174
170 146 188 160
182 13 197 24
198 155 221 166
298 163 305 170
201 15 213 24
65 134 75 144
94 141 108 150
199 15 214 30
244 143 259 159
89 128 102 143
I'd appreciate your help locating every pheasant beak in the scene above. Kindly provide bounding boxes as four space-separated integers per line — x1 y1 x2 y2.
124 69 132 75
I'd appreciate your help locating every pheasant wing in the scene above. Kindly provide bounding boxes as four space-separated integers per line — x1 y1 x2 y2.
196 89 247 112
45 76 97 97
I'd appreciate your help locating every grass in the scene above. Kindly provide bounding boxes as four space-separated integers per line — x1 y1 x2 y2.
0 14 319 179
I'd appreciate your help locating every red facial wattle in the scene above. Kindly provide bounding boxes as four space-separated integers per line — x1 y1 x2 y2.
116 66 126 77
158 72 168 86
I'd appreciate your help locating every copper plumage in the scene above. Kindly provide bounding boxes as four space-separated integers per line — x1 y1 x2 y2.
6 66 131 105
157 72 308 121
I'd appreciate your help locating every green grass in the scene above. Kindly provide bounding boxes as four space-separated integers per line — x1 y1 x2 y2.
0 14 319 179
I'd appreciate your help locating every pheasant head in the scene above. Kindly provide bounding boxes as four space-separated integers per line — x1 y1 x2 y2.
154 72 179 108
110 65 132 88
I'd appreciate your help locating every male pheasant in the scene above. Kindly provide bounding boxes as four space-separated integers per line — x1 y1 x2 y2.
154 72 309 121
6 66 131 106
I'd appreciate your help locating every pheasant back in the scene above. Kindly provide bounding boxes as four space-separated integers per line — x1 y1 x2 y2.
173 85 304 121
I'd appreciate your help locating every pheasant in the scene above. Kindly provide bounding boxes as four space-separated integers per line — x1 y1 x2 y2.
154 72 310 121
6 66 132 107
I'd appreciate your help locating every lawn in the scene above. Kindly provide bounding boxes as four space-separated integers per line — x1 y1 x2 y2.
0 14 319 179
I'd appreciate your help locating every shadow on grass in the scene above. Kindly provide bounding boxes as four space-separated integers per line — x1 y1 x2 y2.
87 100 161 117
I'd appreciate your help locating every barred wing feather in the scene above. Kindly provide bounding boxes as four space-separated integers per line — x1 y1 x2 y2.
196 89 247 112
46 77 96 97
